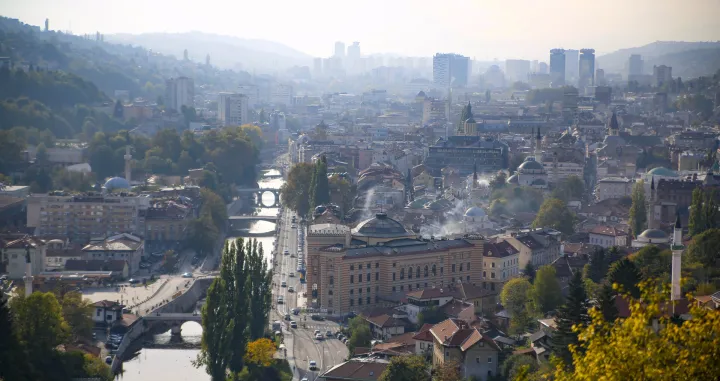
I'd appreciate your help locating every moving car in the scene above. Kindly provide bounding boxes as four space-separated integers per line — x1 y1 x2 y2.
283 250 289 256
284 314 291 321
314 333 323 340
291 224 297 229
288 272 295 277
291 308 300 315
309 360 317 370
290 321 297 328
277 296 284 304
326 330 333 337
288 286 294 292
281 281 287 287
182 272 193 278
128 278 139 284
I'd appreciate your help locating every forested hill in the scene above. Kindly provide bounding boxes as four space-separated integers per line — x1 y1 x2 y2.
0 16 251 100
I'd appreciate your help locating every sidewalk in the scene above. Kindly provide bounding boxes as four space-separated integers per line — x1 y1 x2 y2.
272 309 299 381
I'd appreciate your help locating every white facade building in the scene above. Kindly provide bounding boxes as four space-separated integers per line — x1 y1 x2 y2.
237 85 259 108
217 93 248 126
595 177 633 202
165 77 194 111
272 84 294 107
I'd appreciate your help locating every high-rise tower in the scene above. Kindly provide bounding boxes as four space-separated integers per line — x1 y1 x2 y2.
549 49 566 87
671 213 684 301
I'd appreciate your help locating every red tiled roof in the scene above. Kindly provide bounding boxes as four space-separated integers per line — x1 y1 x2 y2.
406 287 460 300
93 300 123 309
590 225 627 237
412 324 434 342
614 296 690 318
484 240 519 258
430 318 501 352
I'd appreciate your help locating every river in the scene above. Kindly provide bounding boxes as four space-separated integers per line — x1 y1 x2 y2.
117 170 284 381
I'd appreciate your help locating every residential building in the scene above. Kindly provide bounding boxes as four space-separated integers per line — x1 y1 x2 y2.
422 98 447 125
0 236 46 280
413 323 435 356
144 201 192 243
505 228 562 270
334 41 346 58
433 53 470 88
430 318 500 380
305 214 485 315
81 233 144 274
165 77 194 111
26 192 150 242
272 84 294 106
549 49 566 87
668 131 718 150
595 177 633 202
92 300 124 324
482 240 520 293
578 49 595 88
361 309 409 340
653 65 672 87
217 93 248 126
589 226 628 248
45 239 83 271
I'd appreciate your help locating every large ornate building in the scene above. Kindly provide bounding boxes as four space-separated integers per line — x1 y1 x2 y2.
305 213 486 315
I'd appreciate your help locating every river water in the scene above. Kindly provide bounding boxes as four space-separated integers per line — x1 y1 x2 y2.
117 170 284 381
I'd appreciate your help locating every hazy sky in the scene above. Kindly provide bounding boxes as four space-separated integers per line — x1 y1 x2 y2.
2 0 719 60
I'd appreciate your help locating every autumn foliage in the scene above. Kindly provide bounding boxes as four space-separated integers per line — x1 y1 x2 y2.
244 338 276 368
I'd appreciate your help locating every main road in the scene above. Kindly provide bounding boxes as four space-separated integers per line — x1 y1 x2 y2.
272 202 347 380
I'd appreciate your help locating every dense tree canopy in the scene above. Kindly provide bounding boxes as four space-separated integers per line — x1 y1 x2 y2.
532 265 563 313
280 163 315 217
532 198 576 235
629 181 647 237
378 355 430 381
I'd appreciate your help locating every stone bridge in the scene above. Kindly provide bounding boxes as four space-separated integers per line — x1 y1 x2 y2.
228 215 279 223
143 313 202 336
235 188 281 208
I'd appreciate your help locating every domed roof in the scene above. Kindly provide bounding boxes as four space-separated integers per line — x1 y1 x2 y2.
465 206 487 217
518 157 544 171
352 213 410 237
104 177 130 190
648 167 679 177
638 229 668 240
507 174 519 184
417 90 426 98
46 239 64 245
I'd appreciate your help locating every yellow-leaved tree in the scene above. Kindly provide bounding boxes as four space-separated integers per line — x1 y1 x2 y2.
549 282 720 381
244 338 276 368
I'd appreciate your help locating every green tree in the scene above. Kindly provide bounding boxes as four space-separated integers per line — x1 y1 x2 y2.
312 156 330 207
551 175 585 202
225 239 248 373
113 99 124 119
417 306 445 326
524 263 536 282
689 188 705 235
532 265 563 313
10 292 70 354
347 317 372 355
200 188 228 231
606 257 641 298
187 212 219 256
0 296 31 381
551 270 590 368
246 240 272 340
378 355 430 381
489 171 507 191
329 175 355 217
686 228 720 268
35 142 50 166
195 276 231 380
532 198 576 235
0 130 26 174
432 360 462 381
280 163 315 217
596 282 618 323
630 246 672 281
629 180 647 238
586 248 608 283
58 291 94 341
501 354 539 381
501 277 537 334
550 284 720 381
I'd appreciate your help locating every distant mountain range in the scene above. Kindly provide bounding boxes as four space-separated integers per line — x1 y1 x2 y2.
106 32 313 73
597 41 720 78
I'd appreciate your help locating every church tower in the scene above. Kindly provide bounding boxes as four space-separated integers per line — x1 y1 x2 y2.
23 245 33 297
671 213 684 301
608 112 619 136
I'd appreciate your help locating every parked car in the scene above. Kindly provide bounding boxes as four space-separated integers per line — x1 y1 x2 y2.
290 321 297 328
128 278 139 284
326 330 333 337
182 272 193 278
311 315 325 321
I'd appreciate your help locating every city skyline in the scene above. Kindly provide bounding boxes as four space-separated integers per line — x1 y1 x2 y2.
2 0 720 61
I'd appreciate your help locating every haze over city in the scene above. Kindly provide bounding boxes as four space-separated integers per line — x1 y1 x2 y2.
2 0 720 60
2 1 720 381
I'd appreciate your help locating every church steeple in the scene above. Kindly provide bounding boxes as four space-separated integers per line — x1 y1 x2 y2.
608 112 619 136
